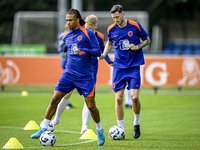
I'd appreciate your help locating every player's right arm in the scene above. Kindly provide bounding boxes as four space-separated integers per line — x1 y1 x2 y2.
99 41 113 60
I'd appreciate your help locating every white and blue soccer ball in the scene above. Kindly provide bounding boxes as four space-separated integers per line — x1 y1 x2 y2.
40 121 54 132
40 131 56 146
108 125 125 140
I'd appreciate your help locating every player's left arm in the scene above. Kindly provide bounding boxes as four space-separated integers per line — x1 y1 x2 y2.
76 31 101 56
128 36 150 51
77 46 101 56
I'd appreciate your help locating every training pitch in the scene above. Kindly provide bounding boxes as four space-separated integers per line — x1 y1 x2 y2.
0 86 200 150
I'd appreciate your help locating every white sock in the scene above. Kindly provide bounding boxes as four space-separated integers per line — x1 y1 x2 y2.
117 120 124 129
125 88 132 105
134 113 140 125
42 119 51 129
96 121 102 130
54 97 68 121
81 102 90 130
67 101 70 105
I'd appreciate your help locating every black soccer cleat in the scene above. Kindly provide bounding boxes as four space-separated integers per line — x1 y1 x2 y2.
66 103 76 109
133 125 140 139
124 104 132 109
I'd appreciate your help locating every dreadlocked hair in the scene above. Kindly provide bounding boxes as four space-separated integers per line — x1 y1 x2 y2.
67 9 85 26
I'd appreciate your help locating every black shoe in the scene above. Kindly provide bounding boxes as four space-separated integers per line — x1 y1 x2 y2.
124 104 132 108
133 125 140 139
66 103 75 109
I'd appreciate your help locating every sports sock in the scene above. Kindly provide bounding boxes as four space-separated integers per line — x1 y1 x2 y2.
54 97 68 121
134 113 140 125
81 102 90 130
117 120 124 129
67 100 70 105
125 88 132 106
96 121 102 130
42 119 51 129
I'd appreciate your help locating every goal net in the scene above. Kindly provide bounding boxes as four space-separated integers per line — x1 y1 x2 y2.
12 11 149 52
12 11 58 46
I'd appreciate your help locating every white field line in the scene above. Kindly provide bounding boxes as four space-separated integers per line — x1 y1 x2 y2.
54 129 80 134
0 126 97 149
0 126 22 129
25 139 97 149
0 126 80 134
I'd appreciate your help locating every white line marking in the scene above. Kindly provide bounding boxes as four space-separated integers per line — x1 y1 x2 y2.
0 126 97 149
54 129 80 134
0 126 80 134
25 139 97 149
0 126 22 129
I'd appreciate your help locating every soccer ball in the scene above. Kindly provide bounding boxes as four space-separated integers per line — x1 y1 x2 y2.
108 125 125 140
40 131 56 146
40 121 54 132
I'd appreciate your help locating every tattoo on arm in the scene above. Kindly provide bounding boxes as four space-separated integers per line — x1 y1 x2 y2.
137 37 150 50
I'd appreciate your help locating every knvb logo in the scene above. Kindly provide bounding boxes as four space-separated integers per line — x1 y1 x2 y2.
128 31 133 37
78 35 82 41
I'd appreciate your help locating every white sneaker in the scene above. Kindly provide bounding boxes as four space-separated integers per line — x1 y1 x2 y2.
80 128 88 134
51 119 60 126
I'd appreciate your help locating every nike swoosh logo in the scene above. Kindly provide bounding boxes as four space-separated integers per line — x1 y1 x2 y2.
114 35 118 37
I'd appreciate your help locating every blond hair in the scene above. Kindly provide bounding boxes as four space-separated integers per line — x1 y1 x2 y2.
85 14 98 25
64 23 69 32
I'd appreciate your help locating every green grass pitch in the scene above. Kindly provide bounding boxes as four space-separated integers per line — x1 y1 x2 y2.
0 86 200 150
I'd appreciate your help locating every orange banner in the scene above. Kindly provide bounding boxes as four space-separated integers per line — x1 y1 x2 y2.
141 57 200 87
1 56 200 87
0 56 63 85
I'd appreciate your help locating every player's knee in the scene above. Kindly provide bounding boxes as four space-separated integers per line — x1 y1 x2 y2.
50 97 60 106
87 104 96 113
132 97 139 103
115 97 123 105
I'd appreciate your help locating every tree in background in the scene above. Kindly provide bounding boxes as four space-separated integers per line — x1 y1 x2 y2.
0 0 200 44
